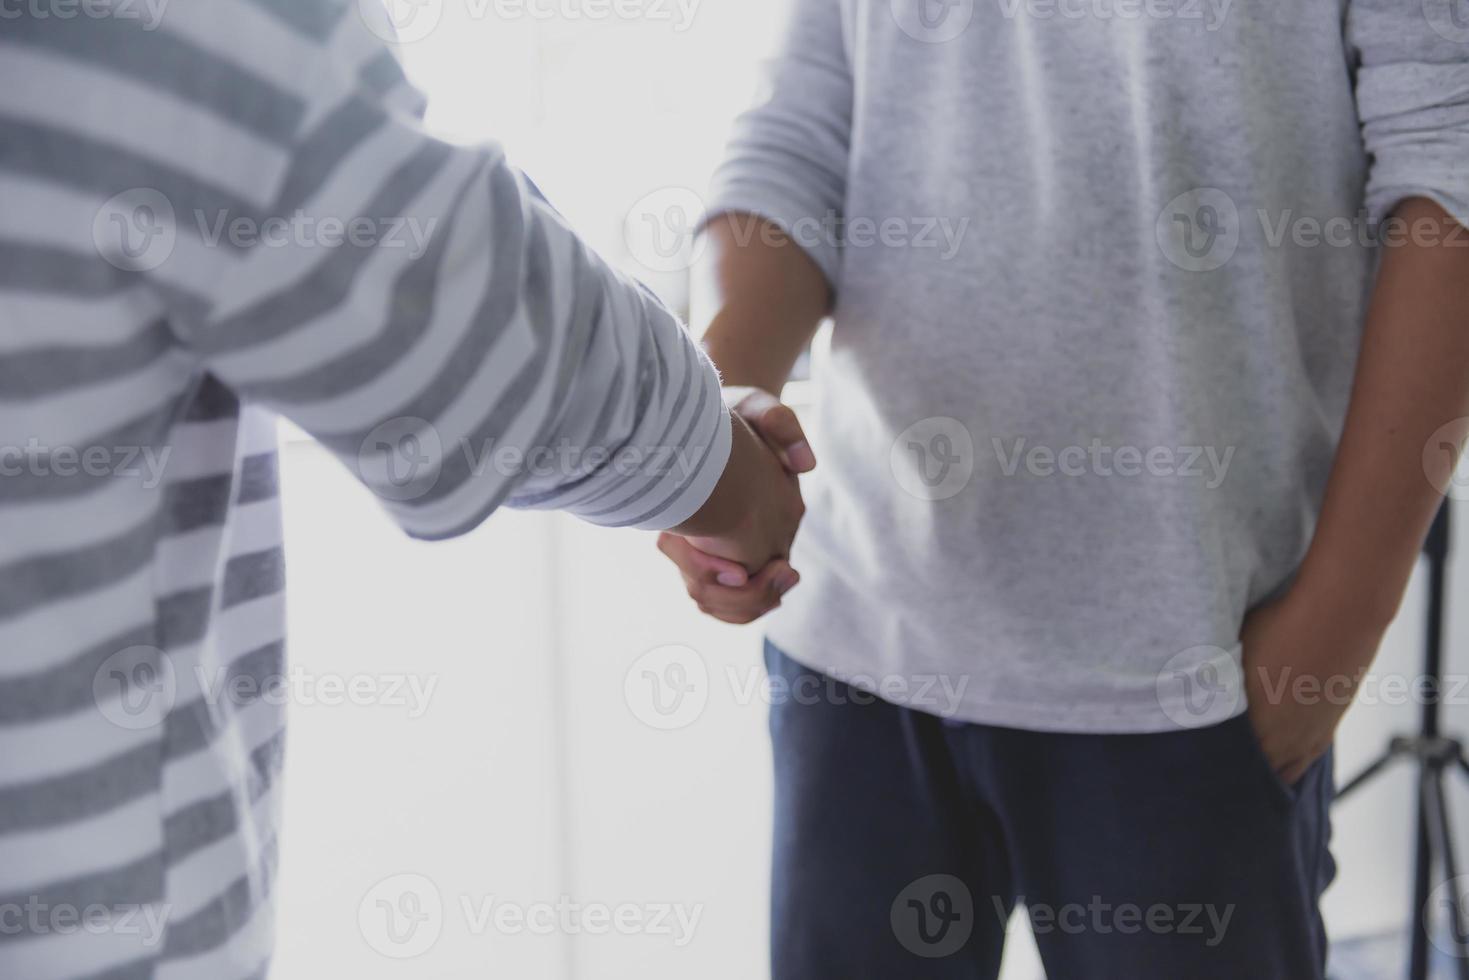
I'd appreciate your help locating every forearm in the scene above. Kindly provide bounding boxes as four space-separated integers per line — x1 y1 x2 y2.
693 212 832 394
1295 197 1469 634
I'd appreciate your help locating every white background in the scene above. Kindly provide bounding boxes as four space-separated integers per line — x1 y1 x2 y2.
272 2 1468 976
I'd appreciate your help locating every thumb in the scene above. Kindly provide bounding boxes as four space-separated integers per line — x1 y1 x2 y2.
657 532 752 587
726 388 817 474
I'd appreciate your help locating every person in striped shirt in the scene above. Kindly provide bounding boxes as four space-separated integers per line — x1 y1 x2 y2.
0 1 808 977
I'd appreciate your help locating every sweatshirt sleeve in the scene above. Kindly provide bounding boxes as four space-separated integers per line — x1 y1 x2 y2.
705 0 854 290
180 6 731 540
1347 0 1469 230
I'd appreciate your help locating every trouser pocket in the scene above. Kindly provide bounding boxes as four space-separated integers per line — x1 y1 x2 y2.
1228 712 1308 811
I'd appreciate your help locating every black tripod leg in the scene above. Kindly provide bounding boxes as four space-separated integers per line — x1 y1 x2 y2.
1426 773 1469 980
1336 747 1402 801
1414 766 1434 980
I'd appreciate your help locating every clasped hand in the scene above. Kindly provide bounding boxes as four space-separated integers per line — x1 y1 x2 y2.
663 387 815 624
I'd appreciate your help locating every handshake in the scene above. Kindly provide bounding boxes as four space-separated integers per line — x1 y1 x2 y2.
662 387 816 624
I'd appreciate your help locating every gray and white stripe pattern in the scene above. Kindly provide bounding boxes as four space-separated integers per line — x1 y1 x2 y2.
1 1 730 976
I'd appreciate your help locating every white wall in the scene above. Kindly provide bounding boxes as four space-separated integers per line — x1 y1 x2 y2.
270 445 568 979
270 432 1466 980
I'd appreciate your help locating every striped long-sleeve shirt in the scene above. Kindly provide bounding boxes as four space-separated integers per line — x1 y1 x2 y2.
0 2 732 976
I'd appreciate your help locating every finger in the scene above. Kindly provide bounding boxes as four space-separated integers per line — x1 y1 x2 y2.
761 405 817 474
1276 760 1308 788
657 532 749 587
729 389 816 474
696 563 800 623
695 562 799 613
741 561 801 602
697 562 798 609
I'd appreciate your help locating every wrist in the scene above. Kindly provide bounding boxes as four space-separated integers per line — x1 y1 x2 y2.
671 411 757 539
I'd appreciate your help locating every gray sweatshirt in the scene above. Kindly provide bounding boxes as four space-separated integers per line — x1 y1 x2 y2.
710 0 1469 732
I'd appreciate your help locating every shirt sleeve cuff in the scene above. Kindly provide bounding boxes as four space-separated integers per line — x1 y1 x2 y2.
627 394 732 533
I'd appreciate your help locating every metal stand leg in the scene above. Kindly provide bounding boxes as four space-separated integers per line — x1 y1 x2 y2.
1425 771 1469 980
1336 742 1406 801
1414 769 1435 980
1334 503 1459 980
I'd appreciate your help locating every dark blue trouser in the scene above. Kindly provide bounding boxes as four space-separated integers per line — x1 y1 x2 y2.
765 642 1336 980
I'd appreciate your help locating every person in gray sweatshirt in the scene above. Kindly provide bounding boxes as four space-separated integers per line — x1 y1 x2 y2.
658 0 1469 975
